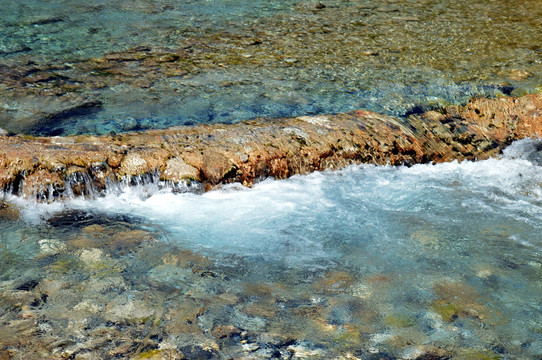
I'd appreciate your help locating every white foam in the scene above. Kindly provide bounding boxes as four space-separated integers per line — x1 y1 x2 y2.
4 140 541 259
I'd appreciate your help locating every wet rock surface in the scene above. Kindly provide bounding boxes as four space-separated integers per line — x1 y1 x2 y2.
0 94 540 199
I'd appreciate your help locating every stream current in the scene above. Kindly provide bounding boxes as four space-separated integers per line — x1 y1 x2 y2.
1 139 541 359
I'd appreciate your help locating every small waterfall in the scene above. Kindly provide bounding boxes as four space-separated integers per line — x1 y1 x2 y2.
105 170 204 199
6 168 203 203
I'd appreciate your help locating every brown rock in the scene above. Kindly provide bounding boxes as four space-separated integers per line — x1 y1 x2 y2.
117 152 149 177
22 169 64 199
242 304 278 318
201 150 236 185
162 157 200 182
110 230 154 251
0 94 540 200
132 349 185 359
0 200 20 220
314 271 356 293
211 325 242 339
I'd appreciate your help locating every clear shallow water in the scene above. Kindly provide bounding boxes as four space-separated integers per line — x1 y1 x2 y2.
0 0 295 60
1 140 541 358
41 80 513 136
0 0 540 135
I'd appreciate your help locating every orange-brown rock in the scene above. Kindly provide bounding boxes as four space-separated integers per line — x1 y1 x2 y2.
0 94 540 200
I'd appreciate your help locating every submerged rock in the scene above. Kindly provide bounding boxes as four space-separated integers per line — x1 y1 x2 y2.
132 349 185 359
38 239 67 257
0 94 540 200
0 200 20 220
431 282 498 324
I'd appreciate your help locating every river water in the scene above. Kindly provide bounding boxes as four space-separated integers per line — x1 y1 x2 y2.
0 0 541 359
1 140 541 359
0 0 540 134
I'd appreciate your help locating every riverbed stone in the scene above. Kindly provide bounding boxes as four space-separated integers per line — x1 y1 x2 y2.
132 349 185 359
105 297 156 324
242 303 278 318
110 229 155 251
314 271 356 293
217 293 240 305
431 282 496 324
0 200 20 220
211 324 242 339
79 248 104 264
38 238 67 257
287 344 324 359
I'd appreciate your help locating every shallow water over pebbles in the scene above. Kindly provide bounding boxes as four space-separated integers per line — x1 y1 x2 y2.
1 139 541 359
1 0 540 134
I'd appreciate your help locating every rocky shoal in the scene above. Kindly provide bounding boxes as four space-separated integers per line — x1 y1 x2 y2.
0 93 541 199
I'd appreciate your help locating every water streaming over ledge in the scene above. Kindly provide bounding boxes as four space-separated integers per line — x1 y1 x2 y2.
0 139 541 358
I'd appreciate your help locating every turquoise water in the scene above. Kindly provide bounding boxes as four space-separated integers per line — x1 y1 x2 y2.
1 140 541 358
35 81 511 136
0 0 294 60
0 0 540 134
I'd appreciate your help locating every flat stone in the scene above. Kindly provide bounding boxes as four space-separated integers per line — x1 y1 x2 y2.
201 150 236 185
38 239 67 256
211 324 242 339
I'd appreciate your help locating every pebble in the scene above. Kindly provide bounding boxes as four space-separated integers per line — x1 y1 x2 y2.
147 264 192 290
351 283 373 299
242 342 261 352
287 344 323 358
73 300 100 314
211 324 242 339
131 349 185 359
508 68 532 81
314 270 356 293
79 248 104 264
105 297 155 323
476 268 493 279
38 238 67 256
217 292 240 305
243 303 278 318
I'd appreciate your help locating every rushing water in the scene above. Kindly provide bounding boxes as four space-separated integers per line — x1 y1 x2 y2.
1 139 541 359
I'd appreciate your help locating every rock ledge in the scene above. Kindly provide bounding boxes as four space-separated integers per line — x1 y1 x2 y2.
0 94 540 200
